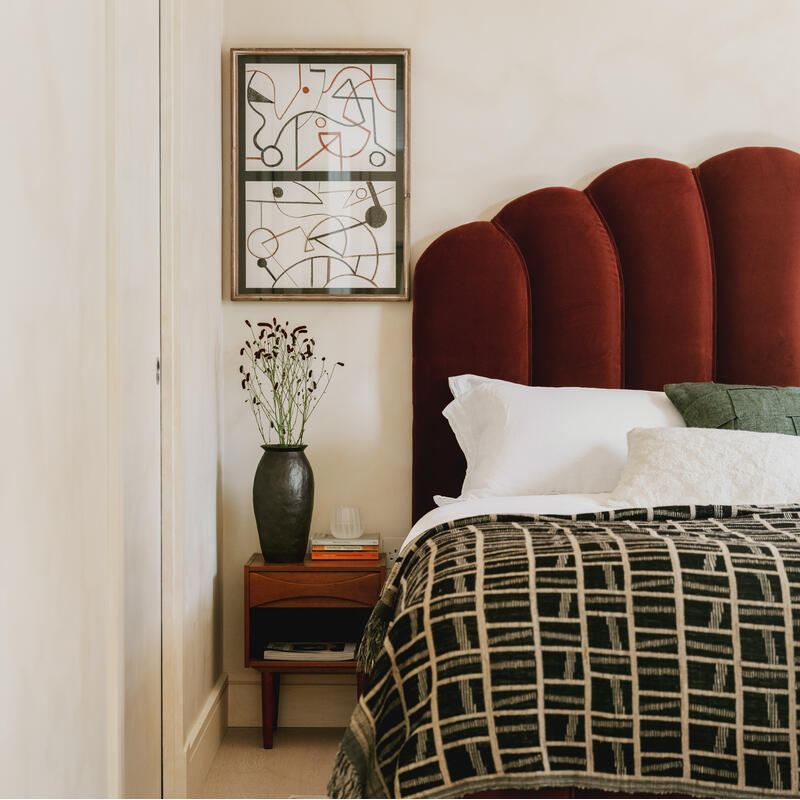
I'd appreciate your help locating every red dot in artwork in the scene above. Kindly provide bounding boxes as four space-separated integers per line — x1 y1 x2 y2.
302 86 309 93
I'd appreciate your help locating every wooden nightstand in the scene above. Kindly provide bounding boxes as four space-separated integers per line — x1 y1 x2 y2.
244 553 386 748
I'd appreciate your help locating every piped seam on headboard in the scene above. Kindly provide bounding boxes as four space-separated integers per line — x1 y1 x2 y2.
491 218 534 383
583 189 627 388
691 167 718 382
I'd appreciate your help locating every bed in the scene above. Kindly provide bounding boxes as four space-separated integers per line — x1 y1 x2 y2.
328 146 800 798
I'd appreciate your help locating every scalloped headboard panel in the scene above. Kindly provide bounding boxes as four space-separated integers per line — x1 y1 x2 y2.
412 146 800 521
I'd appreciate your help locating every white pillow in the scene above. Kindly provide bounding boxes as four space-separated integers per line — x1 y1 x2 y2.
610 426 800 507
441 379 685 500
448 373 496 398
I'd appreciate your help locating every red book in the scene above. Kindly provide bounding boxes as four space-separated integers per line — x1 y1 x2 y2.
311 551 380 560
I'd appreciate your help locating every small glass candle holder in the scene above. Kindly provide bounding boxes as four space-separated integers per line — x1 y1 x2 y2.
330 506 364 539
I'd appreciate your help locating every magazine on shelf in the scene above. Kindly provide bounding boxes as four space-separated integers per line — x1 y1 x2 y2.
263 641 356 661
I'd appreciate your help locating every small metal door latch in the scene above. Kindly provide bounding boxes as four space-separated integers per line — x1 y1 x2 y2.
156 357 161 385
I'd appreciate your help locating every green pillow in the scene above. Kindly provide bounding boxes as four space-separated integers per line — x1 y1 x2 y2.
663 382 800 434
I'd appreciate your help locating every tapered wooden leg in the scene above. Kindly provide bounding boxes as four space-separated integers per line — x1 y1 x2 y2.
272 673 280 729
356 671 366 699
261 671 274 749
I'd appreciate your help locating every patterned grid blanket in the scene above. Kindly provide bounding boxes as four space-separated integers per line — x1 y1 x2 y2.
328 506 800 799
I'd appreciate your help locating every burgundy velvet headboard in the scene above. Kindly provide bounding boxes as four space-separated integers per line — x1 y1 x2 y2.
412 146 800 521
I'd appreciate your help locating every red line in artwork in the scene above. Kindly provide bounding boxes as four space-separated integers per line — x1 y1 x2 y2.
326 125 371 161
318 66 395 113
351 77 395 113
327 132 344 171
319 65 370 93
297 129 371 170
245 67 303 119
297 132 343 170
342 133 370 160
345 185 392 208
296 144 326 170
273 225 303 240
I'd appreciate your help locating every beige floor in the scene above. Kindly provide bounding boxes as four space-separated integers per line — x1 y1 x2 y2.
199 727 345 799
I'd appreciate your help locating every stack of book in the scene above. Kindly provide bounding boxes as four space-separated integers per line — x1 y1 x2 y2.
310 533 381 560
263 641 356 661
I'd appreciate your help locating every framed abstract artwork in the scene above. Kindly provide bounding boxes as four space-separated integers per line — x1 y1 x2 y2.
231 48 410 300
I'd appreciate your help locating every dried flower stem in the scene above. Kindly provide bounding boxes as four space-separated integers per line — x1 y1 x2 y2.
239 319 343 446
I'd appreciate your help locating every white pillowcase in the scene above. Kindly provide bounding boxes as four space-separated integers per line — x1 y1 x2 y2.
448 373 498 398
610 426 800 507
441 378 685 501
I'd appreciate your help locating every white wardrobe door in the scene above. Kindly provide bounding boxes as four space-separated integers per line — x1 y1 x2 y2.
112 0 162 796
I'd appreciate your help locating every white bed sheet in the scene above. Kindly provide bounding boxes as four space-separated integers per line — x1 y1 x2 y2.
401 493 629 553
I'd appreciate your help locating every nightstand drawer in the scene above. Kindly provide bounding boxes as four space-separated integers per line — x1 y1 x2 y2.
249 570 381 608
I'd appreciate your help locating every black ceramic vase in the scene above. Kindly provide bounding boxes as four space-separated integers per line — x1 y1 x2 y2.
253 444 314 562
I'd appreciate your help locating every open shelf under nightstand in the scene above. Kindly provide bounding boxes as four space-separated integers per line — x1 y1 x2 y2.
244 553 386 748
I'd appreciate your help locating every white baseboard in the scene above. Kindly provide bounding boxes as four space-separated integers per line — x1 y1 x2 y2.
228 672 356 727
186 673 228 798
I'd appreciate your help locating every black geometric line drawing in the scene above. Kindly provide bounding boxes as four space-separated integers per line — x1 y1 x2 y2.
244 62 397 172
364 181 387 228
232 50 408 299
244 179 396 289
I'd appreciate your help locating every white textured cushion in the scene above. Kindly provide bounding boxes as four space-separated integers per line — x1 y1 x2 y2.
441 379 685 500
610 426 800 506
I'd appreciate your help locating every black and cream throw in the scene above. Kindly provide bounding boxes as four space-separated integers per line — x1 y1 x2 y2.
328 506 800 798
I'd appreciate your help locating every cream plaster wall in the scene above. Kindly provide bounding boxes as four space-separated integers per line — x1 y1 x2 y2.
221 0 800 725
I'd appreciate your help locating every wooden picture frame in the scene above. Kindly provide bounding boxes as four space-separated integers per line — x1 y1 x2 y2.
230 48 410 301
